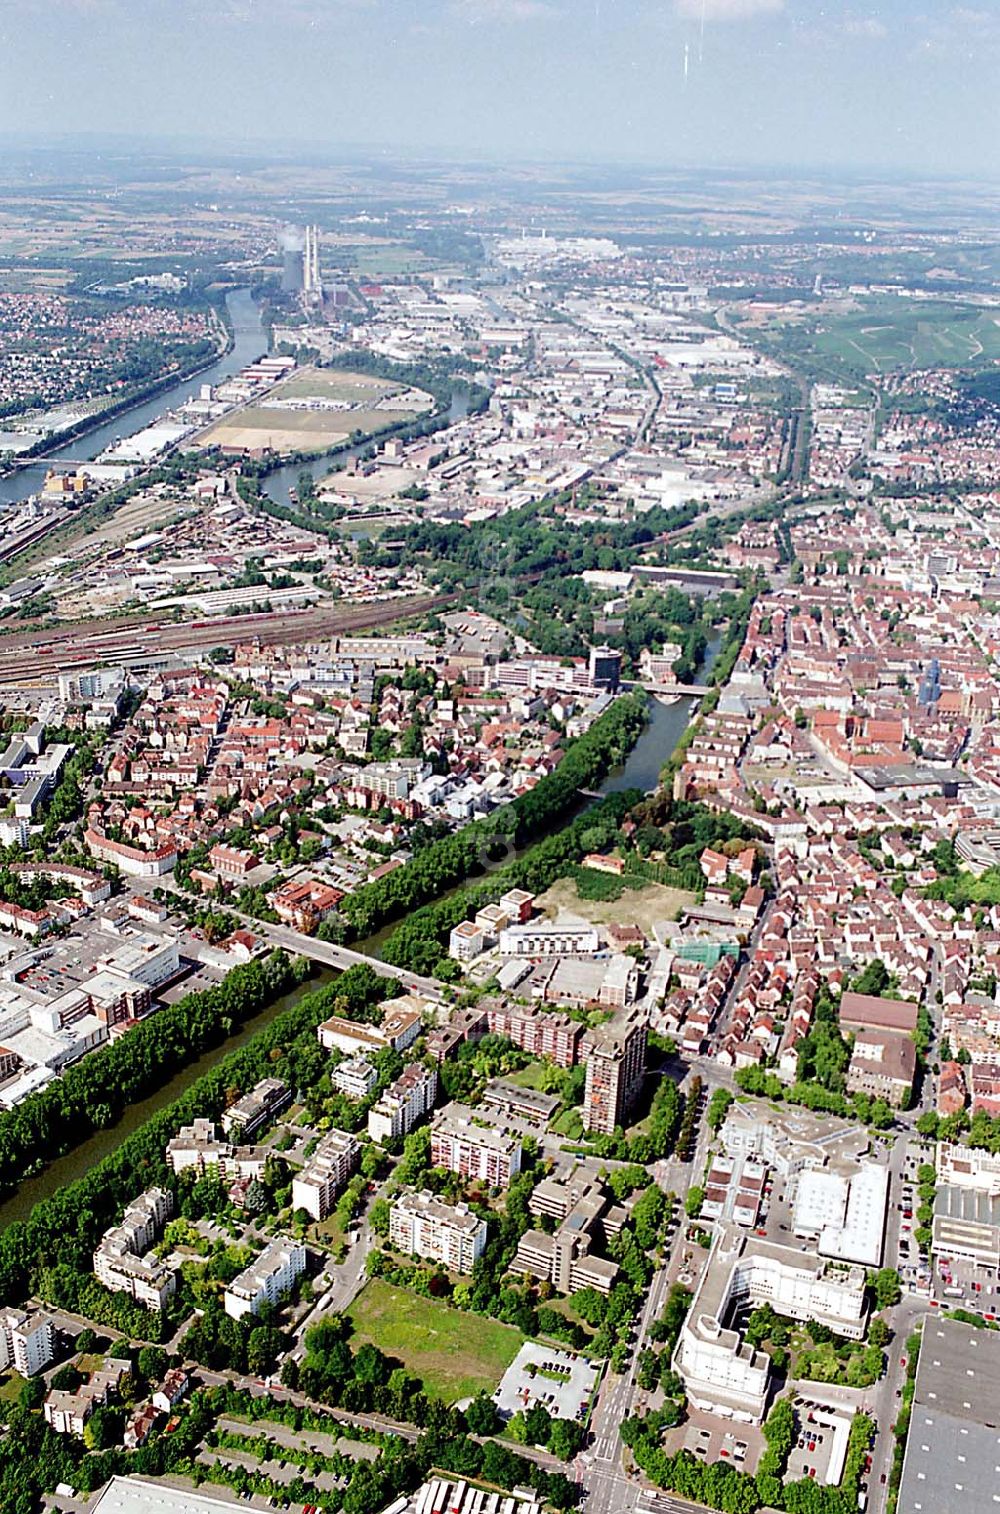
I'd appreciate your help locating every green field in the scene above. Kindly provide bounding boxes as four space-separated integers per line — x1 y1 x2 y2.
276 369 401 402
812 300 1000 378
347 1280 522 1403
505 1062 554 1093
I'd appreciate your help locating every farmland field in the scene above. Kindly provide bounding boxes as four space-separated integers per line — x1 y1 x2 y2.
346 1280 523 1403
812 300 1000 377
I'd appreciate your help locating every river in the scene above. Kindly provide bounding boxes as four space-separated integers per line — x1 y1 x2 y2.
0 639 721 1229
0 287 267 511
0 966 337 1231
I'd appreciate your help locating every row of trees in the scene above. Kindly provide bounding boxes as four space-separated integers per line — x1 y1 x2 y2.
285 1317 578 1506
379 789 637 977
0 950 305 1199
0 963 388 1318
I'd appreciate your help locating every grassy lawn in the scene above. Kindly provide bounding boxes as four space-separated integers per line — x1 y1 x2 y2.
505 1062 554 1093
0 1370 24 1403
347 1280 522 1403
551 1108 584 1140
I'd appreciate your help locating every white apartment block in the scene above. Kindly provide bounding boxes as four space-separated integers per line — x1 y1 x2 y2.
449 920 485 963
430 1105 522 1188
93 1187 176 1311
291 1130 360 1222
166 1118 268 1181
224 1237 307 1319
331 1057 379 1100
0 1307 55 1376
390 1189 488 1274
674 1232 867 1422
368 1062 438 1145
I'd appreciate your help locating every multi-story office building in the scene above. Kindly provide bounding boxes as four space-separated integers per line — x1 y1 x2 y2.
581 1006 648 1135
390 1189 487 1273
674 1231 867 1422
224 1238 307 1319
0 1307 55 1376
368 1062 438 1145
93 1188 175 1311
498 922 601 957
513 1173 619 1295
430 1106 522 1188
290 1130 360 1222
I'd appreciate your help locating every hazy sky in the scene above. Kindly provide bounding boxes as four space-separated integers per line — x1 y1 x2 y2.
0 0 997 176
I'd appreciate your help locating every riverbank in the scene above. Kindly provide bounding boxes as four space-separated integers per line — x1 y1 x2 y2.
0 287 265 514
0 959 335 1232
0 298 234 472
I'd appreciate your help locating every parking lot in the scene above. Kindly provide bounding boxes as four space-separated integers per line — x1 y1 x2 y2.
784 1396 851 1487
493 1343 599 1424
680 1417 757 1474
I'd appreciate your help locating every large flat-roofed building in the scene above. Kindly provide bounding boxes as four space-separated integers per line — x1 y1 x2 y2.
932 1184 1000 1274
792 1161 889 1268
674 1231 867 1422
482 1078 559 1129
720 1101 870 1179
896 1317 1000 1514
93 1477 274 1514
221 1077 290 1139
390 1189 487 1273
581 1005 648 1135
430 1105 522 1188
498 922 601 957
513 1172 619 1295
291 1129 360 1222
936 1141 1000 1195
224 1237 306 1319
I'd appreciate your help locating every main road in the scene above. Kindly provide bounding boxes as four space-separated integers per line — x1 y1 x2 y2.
580 1062 713 1514
252 920 446 1002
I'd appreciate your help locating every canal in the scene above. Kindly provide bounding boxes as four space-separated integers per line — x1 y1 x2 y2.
260 385 473 512
0 966 338 1231
0 639 722 1230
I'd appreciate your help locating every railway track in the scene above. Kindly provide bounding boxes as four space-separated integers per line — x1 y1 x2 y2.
0 590 460 685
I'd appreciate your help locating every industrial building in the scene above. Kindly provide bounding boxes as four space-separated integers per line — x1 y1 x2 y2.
896 1317 1000 1514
